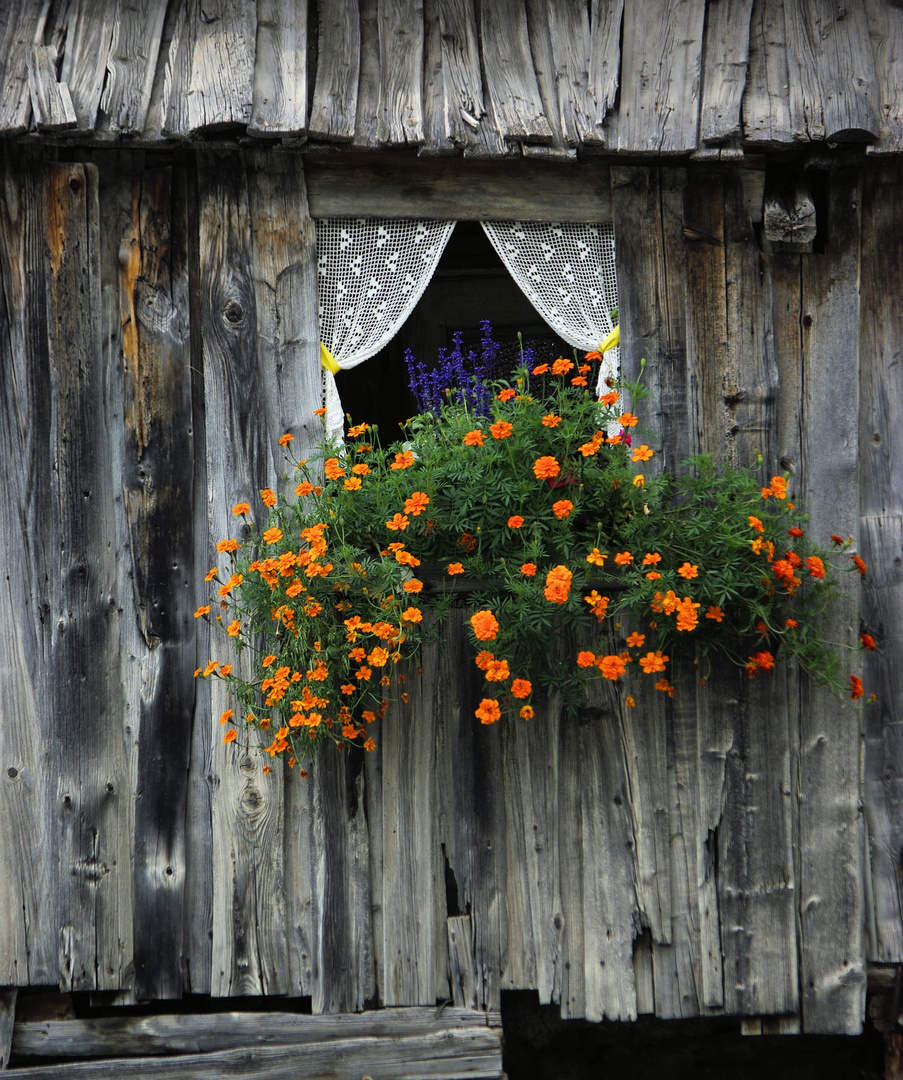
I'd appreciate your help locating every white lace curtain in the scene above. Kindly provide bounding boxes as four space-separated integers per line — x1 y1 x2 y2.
316 219 456 440
480 221 619 391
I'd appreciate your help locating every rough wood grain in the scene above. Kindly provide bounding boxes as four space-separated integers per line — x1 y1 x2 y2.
376 0 424 145
197 153 288 997
1 1027 504 1080
350 0 380 148
699 0 754 144
308 0 360 141
742 0 793 147
304 155 612 221
763 175 817 245
43 161 133 992
544 0 600 146
0 148 60 989
589 0 624 130
0 989 15 1069
249 0 308 136
26 46 77 132
161 0 197 140
57 0 114 132
0 1 48 135
859 163 903 962
522 0 569 157
612 0 705 153
557 691 586 1019
186 0 256 134
479 1 553 145
781 0 879 143
96 1 167 137
12 1008 501 1059
864 0 903 153
796 169 865 1034
419 0 455 154
433 0 484 150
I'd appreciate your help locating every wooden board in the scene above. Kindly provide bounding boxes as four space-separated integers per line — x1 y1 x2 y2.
742 0 793 147
0 2 47 135
308 0 360 142
433 0 484 150
57 0 115 132
479 1 553 145
26 46 77 133
589 0 624 130
249 0 308 137
186 0 256 134
864 0 903 154
377 0 424 145
699 0 755 145
95 2 167 137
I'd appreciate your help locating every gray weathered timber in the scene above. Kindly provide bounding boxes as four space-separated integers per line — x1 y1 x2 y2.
377 0 424 145
763 176 817 245
479 1 553 145
557 694 586 1020
859 163 903 963
536 0 599 147
351 0 381 148
161 0 197 139
2 1028 504 1080
612 0 705 153
308 0 360 142
864 0 903 154
54 0 113 132
447 916 479 1008
434 0 484 150
115 165 195 1001
0 2 46 135
589 0 623 131
699 0 754 145
11 1008 501 1059
304 155 612 221
742 0 793 147
781 0 878 143
186 0 256 134
26 46 77 133
249 0 308 136
0 990 15 1069
522 0 570 157
197 153 289 997
420 0 456 155
95 2 167 137
43 160 134 993
796 169 865 1034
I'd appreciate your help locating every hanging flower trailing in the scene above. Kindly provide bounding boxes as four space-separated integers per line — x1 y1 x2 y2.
197 327 871 770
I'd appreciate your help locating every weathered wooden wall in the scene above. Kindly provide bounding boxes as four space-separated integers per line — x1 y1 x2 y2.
0 144 900 1039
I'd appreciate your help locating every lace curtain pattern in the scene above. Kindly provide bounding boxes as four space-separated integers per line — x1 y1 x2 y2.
316 219 456 439
480 221 619 390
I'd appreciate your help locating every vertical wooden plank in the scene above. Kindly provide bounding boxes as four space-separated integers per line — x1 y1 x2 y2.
57 0 116 133
117 165 196 1001
0 989 14 1069
249 0 309 137
479 2 554 145
308 0 360 142
0 147 58 989
351 0 381 148
27 46 77 132
186 0 257 133
557 693 585 1019
797 169 865 1034
699 0 754 145
522 0 570 157
859 162 903 962
376 0 424 145
742 0 793 147
95 1 167 136
589 0 623 130
611 166 692 475
542 0 601 146
429 0 482 152
197 152 288 997
0 1 48 136
864 0 903 155
44 161 133 991
612 0 705 154
157 0 195 141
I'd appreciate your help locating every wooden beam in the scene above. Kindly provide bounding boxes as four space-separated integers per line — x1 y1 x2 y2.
304 155 612 220
763 176 816 244
0 990 15 1069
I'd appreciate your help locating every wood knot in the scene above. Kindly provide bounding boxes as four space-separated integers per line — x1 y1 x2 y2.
222 299 244 325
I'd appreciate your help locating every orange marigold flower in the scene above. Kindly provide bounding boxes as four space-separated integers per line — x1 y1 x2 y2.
578 438 602 457
347 423 369 437
552 358 574 376
655 678 676 697
295 481 315 497
614 551 633 565
490 420 513 440
830 534 845 546
852 555 867 576
617 412 638 428
521 563 537 577
631 444 654 462
788 526 804 538
748 516 764 533
261 488 277 507
485 659 510 682
385 513 410 531
645 571 662 580
597 654 627 681
507 515 525 529
232 502 250 516
216 538 239 553
458 532 478 552
391 450 415 469
860 633 876 650
367 647 389 668
625 696 636 707
552 499 573 519
404 491 430 516
219 708 234 725
448 562 465 575
511 678 532 699
313 407 327 417
356 666 372 681
805 556 826 579
599 391 619 406
543 564 572 604
532 363 550 375
403 579 423 593
341 684 355 695
463 429 485 447
498 388 516 402
226 620 241 636
570 376 588 386
678 562 698 579
639 651 669 674
470 610 500 641
364 738 376 752
474 650 495 670
263 527 283 545
850 675 865 700
352 462 371 475
194 605 211 619
520 705 534 721
279 433 294 446
705 605 724 622
204 566 219 581
586 548 607 567
642 552 661 566
533 456 560 480
223 730 237 744
633 475 645 487
785 618 798 628
770 476 788 499
344 476 362 491
584 591 610 621
401 606 423 623
475 698 501 725
541 414 562 428
626 632 646 648
577 650 596 668
675 597 701 632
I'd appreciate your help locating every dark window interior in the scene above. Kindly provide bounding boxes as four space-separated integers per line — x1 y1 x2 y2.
333 221 570 445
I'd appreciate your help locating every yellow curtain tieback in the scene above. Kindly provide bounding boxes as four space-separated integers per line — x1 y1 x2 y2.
320 343 341 375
